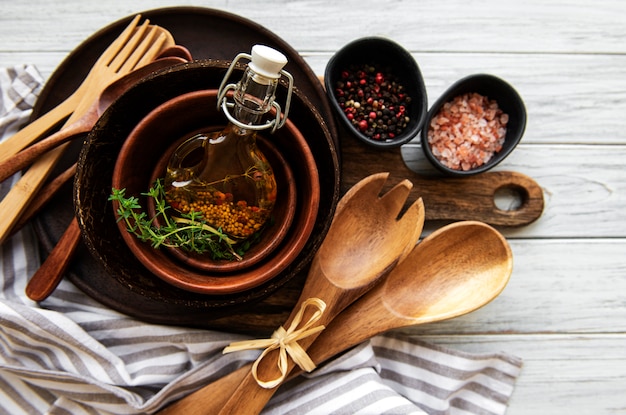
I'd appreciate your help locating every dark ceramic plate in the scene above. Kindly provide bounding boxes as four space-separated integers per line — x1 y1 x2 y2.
30 7 340 333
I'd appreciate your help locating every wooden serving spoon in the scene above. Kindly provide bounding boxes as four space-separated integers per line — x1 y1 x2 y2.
23 56 189 302
215 173 425 415
157 220 512 415
305 220 512 365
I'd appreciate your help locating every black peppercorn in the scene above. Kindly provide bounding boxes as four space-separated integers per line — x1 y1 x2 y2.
334 63 411 141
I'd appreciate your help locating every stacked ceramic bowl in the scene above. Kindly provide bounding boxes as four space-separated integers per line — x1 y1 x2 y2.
110 88 319 294
74 60 340 309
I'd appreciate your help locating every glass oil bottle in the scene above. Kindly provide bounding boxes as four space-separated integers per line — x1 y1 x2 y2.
164 45 294 241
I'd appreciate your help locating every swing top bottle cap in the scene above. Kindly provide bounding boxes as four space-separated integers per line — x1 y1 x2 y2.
248 45 288 80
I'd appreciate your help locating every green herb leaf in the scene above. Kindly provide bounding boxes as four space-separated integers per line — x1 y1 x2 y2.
109 179 254 261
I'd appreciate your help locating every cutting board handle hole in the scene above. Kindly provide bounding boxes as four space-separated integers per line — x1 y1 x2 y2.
494 185 528 212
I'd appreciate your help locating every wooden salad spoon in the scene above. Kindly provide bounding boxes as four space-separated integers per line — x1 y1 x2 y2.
213 172 425 415
158 220 512 415
23 56 190 302
305 220 513 365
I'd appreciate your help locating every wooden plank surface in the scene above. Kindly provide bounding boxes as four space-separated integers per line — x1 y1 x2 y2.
1 0 625 413
417 334 626 415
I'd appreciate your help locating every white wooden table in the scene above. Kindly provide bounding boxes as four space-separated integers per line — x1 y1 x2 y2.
1 0 625 413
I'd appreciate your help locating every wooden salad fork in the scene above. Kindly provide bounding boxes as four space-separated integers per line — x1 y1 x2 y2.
0 16 174 244
0 56 187 184
214 173 425 415
6 48 192 238
157 175 425 415
0 15 172 161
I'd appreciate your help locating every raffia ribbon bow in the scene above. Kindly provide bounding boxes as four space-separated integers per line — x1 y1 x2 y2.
223 297 327 389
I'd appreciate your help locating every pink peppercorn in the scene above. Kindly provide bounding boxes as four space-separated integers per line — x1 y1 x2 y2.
334 63 412 141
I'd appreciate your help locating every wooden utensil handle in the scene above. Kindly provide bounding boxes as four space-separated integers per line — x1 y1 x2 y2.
25 218 81 301
158 366 250 414
0 143 70 245
0 114 77 243
413 170 543 225
0 91 79 164
340 133 544 226
10 164 76 237
0 123 86 183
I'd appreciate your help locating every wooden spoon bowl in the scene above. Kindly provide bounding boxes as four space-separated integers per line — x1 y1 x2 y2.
312 220 513 357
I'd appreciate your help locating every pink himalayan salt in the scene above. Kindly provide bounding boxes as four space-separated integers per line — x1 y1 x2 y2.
427 92 508 171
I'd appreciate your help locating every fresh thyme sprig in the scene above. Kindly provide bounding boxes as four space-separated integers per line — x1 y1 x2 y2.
109 179 248 261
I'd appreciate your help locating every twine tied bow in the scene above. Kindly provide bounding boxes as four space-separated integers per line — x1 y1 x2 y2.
223 297 327 389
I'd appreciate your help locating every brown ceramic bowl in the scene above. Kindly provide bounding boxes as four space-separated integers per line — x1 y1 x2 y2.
111 89 319 294
75 59 340 312
116 89 298 273
146 128 297 273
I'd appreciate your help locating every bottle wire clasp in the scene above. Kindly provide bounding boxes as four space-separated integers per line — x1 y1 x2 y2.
217 52 294 134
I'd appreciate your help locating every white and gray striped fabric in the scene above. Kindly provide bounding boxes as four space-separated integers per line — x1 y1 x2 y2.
0 65 523 415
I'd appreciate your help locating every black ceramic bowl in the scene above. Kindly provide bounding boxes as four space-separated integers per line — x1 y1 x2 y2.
324 37 428 149
421 74 527 176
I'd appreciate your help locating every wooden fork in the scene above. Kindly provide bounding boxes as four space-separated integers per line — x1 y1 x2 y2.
215 173 425 415
0 16 173 244
0 16 172 161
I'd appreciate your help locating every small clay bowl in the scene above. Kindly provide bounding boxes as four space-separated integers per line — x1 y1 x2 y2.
421 73 527 176
147 129 297 272
111 89 320 294
324 36 428 149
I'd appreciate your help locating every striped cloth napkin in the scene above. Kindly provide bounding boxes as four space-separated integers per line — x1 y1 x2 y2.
0 64 523 415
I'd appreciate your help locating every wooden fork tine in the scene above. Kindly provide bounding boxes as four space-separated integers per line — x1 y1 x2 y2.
106 19 151 72
134 32 169 68
377 178 413 218
98 15 143 67
119 27 163 72
380 180 424 263
0 15 143 162
396 197 425 262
